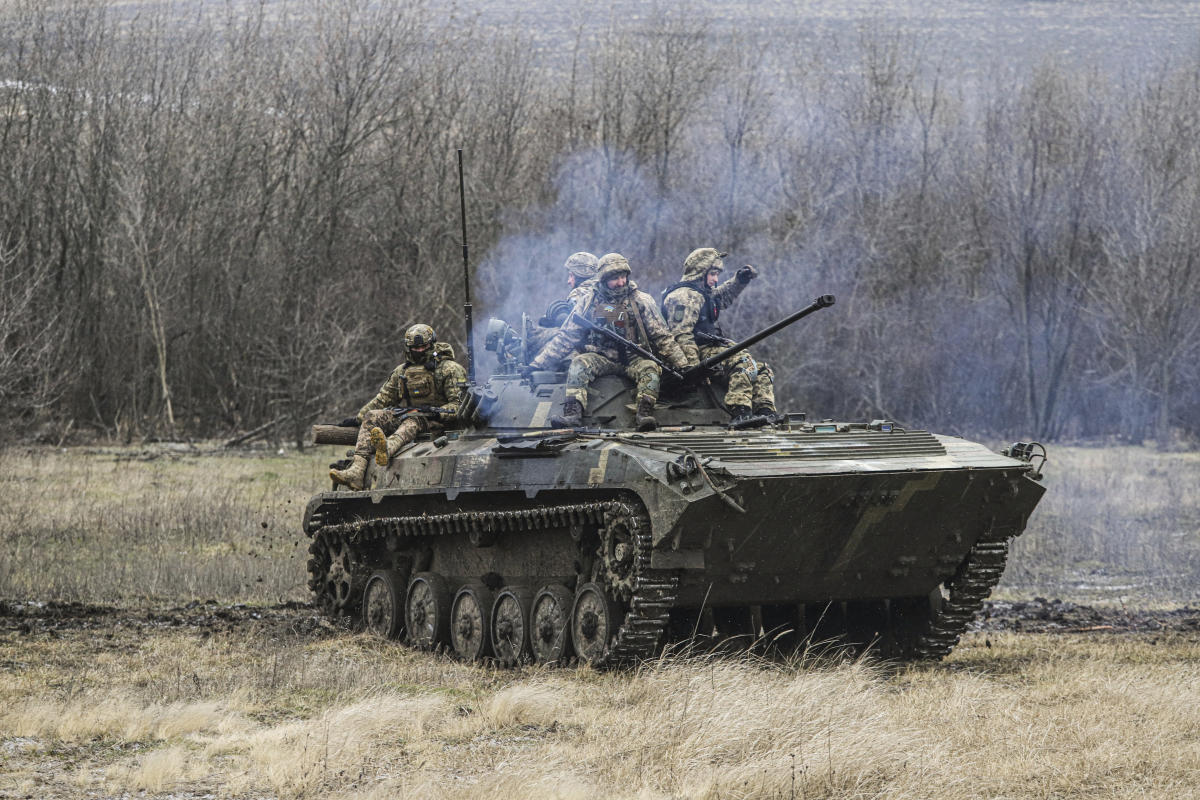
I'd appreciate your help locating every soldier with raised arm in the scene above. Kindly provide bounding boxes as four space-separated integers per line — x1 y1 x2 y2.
527 252 687 432
662 247 775 422
329 324 467 490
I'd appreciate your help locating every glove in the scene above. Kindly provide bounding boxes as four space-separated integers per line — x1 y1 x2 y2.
339 417 360 428
736 265 758 284
519 363 538 381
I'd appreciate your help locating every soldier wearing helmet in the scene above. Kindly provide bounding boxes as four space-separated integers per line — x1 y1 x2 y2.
526 252 600 354
527 253 687 432
661 247 774 421
329 323 467 490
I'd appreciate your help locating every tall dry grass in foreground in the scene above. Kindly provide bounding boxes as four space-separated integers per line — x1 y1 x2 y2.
1 443 1197 606
1 623 1198 799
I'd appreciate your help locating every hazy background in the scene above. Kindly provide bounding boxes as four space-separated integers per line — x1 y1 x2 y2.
1 0 1199 448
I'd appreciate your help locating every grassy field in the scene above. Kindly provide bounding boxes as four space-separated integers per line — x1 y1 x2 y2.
1 442 1197 607
1 442 1198 798
1 615 1198 799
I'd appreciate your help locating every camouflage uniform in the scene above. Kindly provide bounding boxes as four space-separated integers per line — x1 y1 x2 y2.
662 248 775 415
530 254 686 422
331 327 467 490
526 253 599 356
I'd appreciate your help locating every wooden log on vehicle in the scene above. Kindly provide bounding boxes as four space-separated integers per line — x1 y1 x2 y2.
312 424 358 446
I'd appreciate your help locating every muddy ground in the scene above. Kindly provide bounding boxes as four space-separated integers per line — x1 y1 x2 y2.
3 598 1197 645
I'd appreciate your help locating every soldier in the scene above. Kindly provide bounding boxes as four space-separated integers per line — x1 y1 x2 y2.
527 252 688 432
662 247 775 421
526 252 599 354
329 324 467 490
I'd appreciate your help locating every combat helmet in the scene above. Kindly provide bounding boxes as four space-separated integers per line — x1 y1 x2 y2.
682 248 727 282
596 252 632 284
404 323 437 363
564 252 599 280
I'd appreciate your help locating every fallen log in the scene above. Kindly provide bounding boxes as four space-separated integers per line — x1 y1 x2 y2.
224 416 282 448
312 424 358 446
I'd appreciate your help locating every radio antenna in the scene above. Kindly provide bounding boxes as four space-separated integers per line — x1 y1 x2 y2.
457 149 476 383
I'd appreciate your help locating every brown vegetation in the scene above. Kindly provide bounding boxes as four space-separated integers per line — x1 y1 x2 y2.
1 2 1198 445
1 608 1197 799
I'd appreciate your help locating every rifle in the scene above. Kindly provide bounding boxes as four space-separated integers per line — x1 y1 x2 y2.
694 331 735 347
567 310 685 381
694 295 835 376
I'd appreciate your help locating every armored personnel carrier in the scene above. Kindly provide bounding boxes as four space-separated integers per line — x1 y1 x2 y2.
303 296 1047 666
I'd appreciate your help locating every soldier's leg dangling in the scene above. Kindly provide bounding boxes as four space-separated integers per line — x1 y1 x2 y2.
723 353 758 420
627 358 662 432
752 361 776 418
552 353 618 427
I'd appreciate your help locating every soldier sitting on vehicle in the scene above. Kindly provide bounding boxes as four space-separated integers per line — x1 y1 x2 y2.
329 324 467 490
662 247 775 422
526 251 599 354
526 252 688 432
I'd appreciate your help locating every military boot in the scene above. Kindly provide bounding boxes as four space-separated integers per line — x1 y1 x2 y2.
728 404 752 424
550 397 584 428
369 427 389 467
635 395 658 432
330 453 369 491
753 405 778 423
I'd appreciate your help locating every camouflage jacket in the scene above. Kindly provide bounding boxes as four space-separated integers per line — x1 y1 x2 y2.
358 344 467 423
662 277 749 367
531 281 687 370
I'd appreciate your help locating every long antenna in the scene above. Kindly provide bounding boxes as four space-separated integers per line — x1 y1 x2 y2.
457 149 475 383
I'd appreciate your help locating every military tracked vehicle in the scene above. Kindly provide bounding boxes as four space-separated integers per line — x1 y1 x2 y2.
302 295 1048 666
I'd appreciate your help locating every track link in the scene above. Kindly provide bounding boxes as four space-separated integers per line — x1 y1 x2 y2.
306 498 678 667
911 534 1013 659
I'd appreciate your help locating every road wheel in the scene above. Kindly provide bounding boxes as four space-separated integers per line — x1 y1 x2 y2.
572 582 620 666
450 582 494 662
406 572 450 650
531 584 574 666
491 586 533 667
362 570 404 639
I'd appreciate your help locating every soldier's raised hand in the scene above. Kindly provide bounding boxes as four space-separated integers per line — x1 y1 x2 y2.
736 265 758 284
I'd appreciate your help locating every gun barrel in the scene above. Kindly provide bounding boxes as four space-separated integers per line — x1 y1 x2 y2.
697 294 835 372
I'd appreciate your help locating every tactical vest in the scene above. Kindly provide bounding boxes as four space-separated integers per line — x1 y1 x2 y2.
587 295 649 351
399 360 439 405
661 281 721 337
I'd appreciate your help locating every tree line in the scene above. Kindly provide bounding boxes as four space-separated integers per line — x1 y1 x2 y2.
1 0 1197 447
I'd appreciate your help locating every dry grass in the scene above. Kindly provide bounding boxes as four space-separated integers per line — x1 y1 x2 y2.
1 442 1196 607
0 443 343 603
1 620 1198 799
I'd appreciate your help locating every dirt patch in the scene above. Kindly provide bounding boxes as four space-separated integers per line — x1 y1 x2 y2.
979 598 1200 634
4 597 1199 643
0 599 345 640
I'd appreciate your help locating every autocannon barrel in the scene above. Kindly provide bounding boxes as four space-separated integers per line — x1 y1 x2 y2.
697 294 835 372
